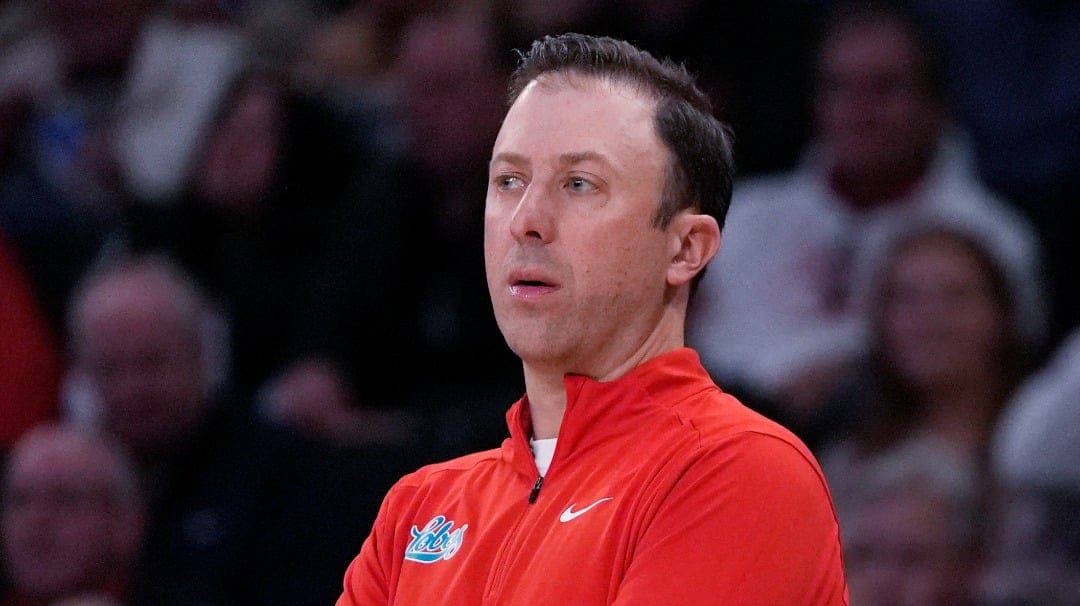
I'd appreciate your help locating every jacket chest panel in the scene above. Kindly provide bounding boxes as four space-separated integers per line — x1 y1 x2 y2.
390 470 640 604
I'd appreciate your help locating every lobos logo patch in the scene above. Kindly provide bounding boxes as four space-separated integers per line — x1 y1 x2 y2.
404 515 469 563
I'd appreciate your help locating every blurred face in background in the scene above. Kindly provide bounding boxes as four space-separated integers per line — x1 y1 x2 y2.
844 489 972 606
194 78 285 217
813 12 944 185
879 231 1010 391
1 427 143 602
72 268 208 458
393 11 505 182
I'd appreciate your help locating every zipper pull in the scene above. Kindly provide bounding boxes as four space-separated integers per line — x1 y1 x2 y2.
528 476 544 504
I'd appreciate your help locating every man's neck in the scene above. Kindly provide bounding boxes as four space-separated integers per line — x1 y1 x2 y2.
523 367 568 440
521 322 688 439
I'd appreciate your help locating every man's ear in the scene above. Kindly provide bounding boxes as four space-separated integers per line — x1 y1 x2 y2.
666 212 721 287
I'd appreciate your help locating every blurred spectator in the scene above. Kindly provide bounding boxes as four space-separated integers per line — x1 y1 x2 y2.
385 5 524 456
911 0 1080 345
124 62 425 447
978 326 1080 604
257 357 418 448
64 254 225 460
111 0 245 204
0 423 145 606
0 0 240 327
977 485 1080 605
601 0 823 176
806 217 1052 603
839 440 981 606
292 3 406 158
993 326 1080 509
685 0 1043 419
392 5 507 201
0 0 119 328
11 0 156 212
64 254 412 605
0 232 61 455
813 219 1041 495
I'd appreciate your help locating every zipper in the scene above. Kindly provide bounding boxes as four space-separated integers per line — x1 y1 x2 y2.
528 476 544 503
485 474 547 602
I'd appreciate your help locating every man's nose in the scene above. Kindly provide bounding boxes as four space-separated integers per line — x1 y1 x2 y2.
508 181 554 243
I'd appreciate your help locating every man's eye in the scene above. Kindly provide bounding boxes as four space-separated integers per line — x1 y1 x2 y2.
567 177 596 193
496 175 523 190
490 172 514 186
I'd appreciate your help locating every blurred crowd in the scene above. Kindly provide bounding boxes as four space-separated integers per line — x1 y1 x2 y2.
0 0 1076 604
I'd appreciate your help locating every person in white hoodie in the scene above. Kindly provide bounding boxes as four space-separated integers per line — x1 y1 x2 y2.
979 326 1080 604
686 0 1043 418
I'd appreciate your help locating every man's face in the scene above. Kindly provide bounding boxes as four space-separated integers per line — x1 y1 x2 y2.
75 274 206 457
813 15 942 180
484 74 674 376
1 432 138 601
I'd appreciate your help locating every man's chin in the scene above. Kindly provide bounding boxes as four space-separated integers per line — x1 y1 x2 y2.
507 339 566 368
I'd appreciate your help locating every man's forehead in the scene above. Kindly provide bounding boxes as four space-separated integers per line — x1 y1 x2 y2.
500 73 658 138
523 70 653 102
492 75 666 178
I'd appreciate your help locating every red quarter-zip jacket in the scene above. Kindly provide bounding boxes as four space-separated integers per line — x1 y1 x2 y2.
338 348 849 605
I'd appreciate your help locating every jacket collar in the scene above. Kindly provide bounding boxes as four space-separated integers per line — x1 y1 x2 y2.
502 348 717 477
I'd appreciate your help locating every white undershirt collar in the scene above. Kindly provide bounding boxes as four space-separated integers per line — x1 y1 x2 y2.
530 437 557 477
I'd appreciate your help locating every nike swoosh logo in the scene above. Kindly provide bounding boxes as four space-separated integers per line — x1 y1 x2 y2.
559 497 614 523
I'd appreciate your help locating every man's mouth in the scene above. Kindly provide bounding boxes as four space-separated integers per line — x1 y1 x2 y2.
509 276 558 298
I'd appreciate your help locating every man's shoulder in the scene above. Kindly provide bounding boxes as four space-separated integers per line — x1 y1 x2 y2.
679 388 819 465
396 446 507 490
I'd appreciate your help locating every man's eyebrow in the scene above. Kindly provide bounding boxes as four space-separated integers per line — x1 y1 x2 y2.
559 151 608 167
490 152 529 167
489 151 612 169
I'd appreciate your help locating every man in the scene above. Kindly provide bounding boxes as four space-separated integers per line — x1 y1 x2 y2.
66 254 414 606
1 424 144 606
685 1 1043 418
337 33 848 604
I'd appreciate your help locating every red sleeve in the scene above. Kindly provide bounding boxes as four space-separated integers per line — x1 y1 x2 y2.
613 432 849 605
336 488 397 606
